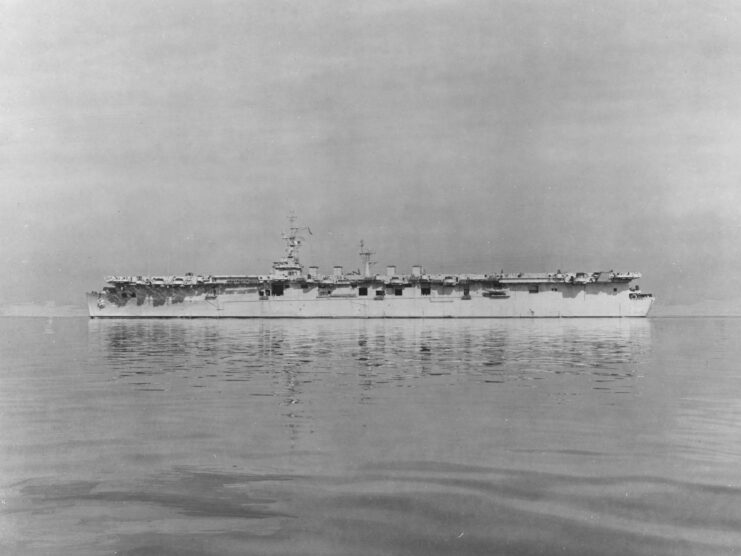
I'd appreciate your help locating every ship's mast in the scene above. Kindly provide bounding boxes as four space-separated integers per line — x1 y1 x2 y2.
359 240 375 277
274 212 311 277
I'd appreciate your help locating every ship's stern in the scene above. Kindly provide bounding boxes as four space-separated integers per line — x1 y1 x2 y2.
628 292 654 317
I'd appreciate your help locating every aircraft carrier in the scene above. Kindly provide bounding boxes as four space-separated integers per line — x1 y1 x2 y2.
87 217 654 318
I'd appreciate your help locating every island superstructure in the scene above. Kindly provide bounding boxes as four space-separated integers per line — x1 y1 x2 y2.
87 217 654 318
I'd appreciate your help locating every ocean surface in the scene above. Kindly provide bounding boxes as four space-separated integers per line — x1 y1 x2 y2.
1 317 740 555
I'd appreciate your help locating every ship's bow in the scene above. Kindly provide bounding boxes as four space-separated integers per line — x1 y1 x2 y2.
87 292 102 318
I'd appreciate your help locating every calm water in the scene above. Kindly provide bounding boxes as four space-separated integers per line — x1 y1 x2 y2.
1 317 740 555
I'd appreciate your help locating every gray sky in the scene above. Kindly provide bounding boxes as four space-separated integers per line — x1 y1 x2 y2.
2 0 740 309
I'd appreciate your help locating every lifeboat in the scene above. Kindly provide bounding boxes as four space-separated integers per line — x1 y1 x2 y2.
483 289 510 298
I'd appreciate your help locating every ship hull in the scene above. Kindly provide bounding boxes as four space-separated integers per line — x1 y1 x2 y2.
88 284 654 318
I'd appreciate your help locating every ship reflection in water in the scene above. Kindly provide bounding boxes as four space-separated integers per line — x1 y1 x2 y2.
3 318 741 555
99 318 650 386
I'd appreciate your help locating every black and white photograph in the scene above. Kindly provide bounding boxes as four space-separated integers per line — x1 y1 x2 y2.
1 1 740 554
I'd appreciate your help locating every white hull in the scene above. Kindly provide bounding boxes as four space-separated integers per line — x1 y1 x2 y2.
88 283 653 318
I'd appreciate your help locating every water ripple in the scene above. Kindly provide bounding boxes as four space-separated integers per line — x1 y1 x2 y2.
3 317 741 555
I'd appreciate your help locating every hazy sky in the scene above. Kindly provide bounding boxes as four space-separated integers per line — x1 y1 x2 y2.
2 0 740 308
